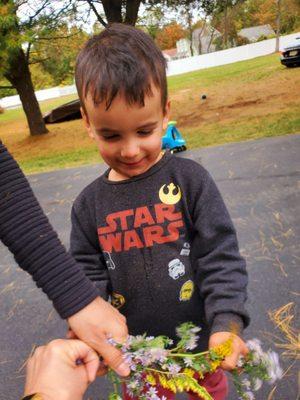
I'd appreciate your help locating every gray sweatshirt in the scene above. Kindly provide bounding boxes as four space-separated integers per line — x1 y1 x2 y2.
70 151 249 349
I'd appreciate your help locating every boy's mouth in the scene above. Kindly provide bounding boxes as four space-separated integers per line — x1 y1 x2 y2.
120 158 145 167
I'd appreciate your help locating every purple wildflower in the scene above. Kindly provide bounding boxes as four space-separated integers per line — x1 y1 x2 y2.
168 363 181 376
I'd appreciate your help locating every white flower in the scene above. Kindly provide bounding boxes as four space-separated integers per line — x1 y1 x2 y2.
184 357 194 367
264 350 283 384
246 339 264 364
252 378 263 391
244 391 255 400
237 355 245 368
241 378 251 390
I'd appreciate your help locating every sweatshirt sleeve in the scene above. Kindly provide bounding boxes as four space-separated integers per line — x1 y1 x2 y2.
191 167 250 334
70 195 110 300
0 141 98 319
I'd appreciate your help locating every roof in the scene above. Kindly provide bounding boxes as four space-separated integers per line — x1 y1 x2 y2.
193 26 221 39
238 24 275 41
162 48 178 57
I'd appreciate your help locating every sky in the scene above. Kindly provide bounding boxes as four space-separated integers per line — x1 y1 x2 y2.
17 1 202 33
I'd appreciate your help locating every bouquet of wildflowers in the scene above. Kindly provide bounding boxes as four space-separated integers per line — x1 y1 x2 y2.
107 322 282 400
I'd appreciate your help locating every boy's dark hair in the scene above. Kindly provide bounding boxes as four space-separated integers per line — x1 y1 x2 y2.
75 23 168 113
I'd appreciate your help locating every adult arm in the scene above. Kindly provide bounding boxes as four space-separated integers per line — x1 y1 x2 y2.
0 141 98 318
0 142 129 376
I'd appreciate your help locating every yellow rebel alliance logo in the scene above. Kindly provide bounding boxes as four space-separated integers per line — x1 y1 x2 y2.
159 183 181 205
179 280 194 301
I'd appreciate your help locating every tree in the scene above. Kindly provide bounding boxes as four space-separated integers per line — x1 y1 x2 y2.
275 0 282 51
84 0 216 29
82 0 142 27
246 0 300 34
0 0 75 136
33 25 88 86
155 22 186 50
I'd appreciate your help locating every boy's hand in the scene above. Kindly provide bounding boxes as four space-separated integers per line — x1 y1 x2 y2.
67 296 130 377
209 331 249 371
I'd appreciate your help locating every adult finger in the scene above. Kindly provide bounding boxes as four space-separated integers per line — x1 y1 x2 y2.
95 340 130 377
70 340 100 382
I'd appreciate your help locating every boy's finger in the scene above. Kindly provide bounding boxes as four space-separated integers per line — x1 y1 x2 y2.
221 353 239 371
241 343 249 356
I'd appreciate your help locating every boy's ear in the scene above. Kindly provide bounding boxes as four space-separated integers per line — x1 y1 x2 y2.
80 107 94 139
162 100 171 131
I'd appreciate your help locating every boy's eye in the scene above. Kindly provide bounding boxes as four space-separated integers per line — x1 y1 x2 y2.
102 134 119 140
138 130 153 136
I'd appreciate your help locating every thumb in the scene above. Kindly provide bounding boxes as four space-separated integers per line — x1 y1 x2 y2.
94 340 130 377
71 340 100 382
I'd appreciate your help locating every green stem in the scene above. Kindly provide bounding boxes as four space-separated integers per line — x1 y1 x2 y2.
109 369 120 395
168 350 209 358
145 367 187 376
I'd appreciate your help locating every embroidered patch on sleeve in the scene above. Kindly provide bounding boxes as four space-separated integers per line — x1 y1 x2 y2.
179 280 194 301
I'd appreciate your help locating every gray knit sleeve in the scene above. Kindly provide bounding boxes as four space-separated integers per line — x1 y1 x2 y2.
70 196 110 300
191 167 249 334
0 142 98 318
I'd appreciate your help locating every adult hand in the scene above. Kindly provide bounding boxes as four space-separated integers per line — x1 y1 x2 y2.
209 332 249 371
24 339 100 400
67 296 130 376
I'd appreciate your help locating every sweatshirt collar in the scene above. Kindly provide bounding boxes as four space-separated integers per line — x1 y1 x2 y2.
102 150 172 185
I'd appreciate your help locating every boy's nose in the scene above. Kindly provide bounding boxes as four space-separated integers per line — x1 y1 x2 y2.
120 142 140 159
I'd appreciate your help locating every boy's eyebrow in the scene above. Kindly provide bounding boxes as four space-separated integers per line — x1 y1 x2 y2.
95 121 158 134
95 127 119 134
136 121 158 129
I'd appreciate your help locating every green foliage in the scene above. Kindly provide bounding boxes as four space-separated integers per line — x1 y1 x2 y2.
106 322 281 399
0 2 21 73
33 25 88 86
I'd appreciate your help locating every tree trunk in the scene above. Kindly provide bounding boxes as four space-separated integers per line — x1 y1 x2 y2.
124 0 141 25
207 29 215 53
223 0 228 49
5 48 48 136
275 0 281 52
186 4 194 56
101 0 122 23
197 20 207 55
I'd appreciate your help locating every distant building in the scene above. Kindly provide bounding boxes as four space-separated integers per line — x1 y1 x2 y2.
176 38 197 58
192 26 221 54
162 48 178 61
176 26 221 58
238 24 275 42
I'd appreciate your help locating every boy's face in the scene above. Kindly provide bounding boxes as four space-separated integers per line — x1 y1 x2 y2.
81 85 170 181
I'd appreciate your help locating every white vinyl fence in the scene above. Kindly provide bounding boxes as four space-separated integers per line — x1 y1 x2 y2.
1 32 299 110
167 32 299 76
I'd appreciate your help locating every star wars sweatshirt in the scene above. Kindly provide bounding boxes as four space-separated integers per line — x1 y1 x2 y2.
70 151 249 348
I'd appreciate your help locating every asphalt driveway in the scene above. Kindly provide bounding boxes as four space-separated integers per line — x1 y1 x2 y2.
0 134 299 399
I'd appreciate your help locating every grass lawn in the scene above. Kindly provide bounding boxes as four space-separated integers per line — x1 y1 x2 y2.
1 53 299 174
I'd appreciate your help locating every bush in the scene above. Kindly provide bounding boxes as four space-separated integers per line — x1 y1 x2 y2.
236 36 250 46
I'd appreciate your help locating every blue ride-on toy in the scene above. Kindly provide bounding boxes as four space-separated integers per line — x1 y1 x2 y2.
162 121 187 153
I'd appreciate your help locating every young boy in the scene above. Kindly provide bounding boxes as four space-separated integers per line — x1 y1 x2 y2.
71 23 249 399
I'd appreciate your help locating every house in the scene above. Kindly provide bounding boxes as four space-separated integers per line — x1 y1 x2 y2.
192 26 221 54
176 38 197 58
162 48 178 61
176 26 221 58
238 24 275 42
